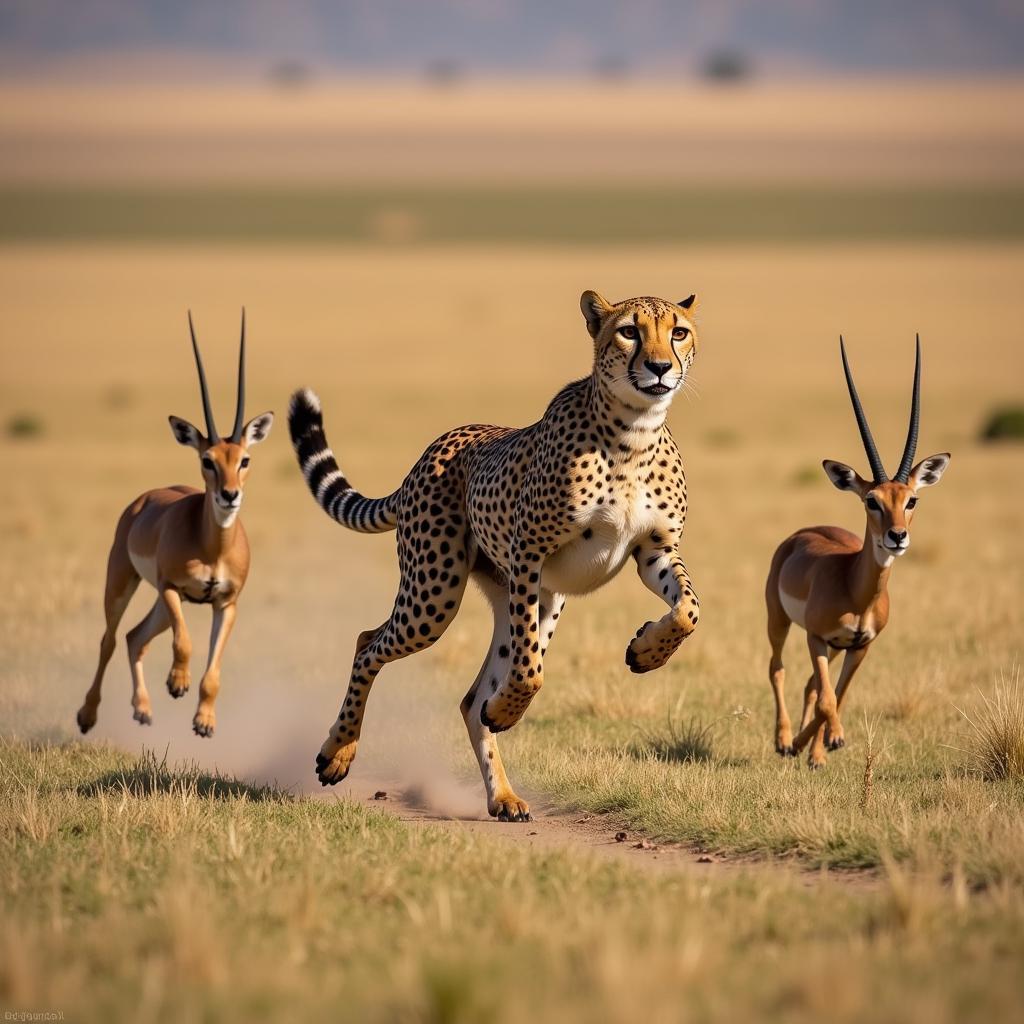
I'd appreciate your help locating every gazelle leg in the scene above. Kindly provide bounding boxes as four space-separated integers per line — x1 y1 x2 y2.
193 602 237 738
125 596 172 725
161 587 192 699
792 635 843 768
77 567 140 734
766 613 793 756
825 646 869 750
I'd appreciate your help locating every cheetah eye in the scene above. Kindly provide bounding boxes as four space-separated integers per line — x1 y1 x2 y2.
240 456 251 469
906 496 917 510
672 326 690 340
865 496 882 512
618 325 638 341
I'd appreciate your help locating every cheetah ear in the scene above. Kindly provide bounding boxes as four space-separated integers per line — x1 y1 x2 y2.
677 294 697 311
581 290 614 338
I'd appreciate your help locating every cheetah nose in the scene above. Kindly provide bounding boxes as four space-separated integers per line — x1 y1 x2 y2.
644 359 672 378
221 488 239 504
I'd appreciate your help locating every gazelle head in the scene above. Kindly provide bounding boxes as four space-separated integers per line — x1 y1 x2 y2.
168 310 274 528
822 336 949 566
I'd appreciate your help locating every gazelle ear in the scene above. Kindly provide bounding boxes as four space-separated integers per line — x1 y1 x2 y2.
678 294 697 310
909 452 950 489
242 411 274 446
822 459 869 494
168 415 205 450
580 290 614 338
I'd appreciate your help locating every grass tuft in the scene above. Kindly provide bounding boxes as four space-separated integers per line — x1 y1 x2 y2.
75 748 286 802
631 705 750 764
954 670 1024 782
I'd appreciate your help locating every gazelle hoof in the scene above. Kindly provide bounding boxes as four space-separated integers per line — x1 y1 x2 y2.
76 708 96 734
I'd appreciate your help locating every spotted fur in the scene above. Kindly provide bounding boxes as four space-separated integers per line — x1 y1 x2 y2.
289 291 702 820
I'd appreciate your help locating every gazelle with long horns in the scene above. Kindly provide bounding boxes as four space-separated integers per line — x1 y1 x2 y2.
765 337 950 768
76 312 273 738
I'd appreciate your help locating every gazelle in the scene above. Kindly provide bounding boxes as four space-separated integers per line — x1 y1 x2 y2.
765 337 949 768
76 312 273 738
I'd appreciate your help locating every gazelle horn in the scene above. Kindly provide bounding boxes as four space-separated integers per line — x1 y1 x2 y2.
839 336 887 483
230 307 246 443
893 335 921 484
188 311 219 443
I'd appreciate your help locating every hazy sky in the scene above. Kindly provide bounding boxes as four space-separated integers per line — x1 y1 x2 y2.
1 0 1022 77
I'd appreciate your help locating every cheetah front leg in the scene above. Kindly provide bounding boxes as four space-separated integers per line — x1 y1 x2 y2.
480 538 550 733
625 533 700 674
465 575 564 817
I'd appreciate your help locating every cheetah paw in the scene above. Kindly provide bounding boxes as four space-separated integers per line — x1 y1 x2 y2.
625 622 679 674
490 793 532 822
315 739 358 786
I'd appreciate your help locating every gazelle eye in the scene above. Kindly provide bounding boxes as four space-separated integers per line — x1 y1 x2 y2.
865 496 882 512
201 457 214 471
672 326 689 340
906 496 917 510
240 456 251 469
619 325 638 340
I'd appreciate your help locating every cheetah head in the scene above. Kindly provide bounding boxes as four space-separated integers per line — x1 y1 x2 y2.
580 291 698 408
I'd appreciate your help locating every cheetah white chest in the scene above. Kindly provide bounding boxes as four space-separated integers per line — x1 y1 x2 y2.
542 495 656 596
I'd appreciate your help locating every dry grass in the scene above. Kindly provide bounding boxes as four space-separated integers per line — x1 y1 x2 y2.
0 238 1022 1017
954 670 1024 782
2 740 1023 1024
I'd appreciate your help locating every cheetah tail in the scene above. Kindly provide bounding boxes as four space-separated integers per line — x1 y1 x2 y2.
288 388 398 533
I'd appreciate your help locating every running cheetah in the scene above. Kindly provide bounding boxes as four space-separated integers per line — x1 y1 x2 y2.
289 290 701 820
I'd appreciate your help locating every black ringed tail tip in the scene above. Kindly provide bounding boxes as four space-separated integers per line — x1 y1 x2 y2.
288 388 398 534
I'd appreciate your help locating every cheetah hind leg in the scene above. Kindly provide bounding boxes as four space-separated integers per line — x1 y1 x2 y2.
315 514 472 787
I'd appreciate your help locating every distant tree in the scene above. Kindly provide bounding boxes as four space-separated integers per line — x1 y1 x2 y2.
593 54 630 82
701 48 752 83
423 59 463 88
268 59 312 89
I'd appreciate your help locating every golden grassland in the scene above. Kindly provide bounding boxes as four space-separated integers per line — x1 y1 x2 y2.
3 741 1024 1024
1 240 1023 1020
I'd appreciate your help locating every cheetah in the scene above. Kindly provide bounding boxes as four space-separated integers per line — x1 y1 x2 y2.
288 290 701 821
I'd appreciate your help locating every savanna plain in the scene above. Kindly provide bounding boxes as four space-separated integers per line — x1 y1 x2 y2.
2 81 1024 1024
4 241 1023 1024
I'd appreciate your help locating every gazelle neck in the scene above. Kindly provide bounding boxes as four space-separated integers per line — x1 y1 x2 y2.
851 523 893 610
201 491 240 561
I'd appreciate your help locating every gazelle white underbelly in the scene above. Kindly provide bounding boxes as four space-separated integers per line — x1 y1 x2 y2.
128 550 159 587
778 585 807 628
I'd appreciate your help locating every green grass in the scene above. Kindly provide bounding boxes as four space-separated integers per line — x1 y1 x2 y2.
3 185 1024 243
3 740 1023 1024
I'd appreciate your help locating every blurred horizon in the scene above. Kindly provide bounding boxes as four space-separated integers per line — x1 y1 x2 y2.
2 0 1024 83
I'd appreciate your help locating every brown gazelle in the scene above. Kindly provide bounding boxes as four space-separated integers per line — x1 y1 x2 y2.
77 312 273 738
765 337 949 768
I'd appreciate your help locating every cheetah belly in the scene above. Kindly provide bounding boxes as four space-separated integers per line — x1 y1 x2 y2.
542 509 651 596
